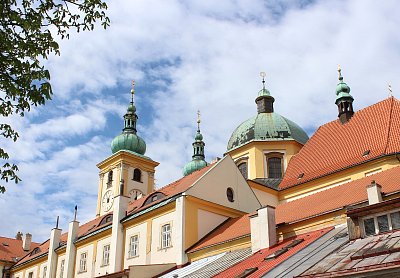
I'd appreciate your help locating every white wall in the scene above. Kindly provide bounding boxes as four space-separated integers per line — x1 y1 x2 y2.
94 236 112 277
75 243 95 278
56 255 66 278
124 222 148 268
150 211 177 264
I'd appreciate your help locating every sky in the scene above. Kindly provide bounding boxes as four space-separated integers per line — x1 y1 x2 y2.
1 0 400 242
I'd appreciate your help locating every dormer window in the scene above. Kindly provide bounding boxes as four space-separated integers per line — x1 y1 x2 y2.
133 168 142 182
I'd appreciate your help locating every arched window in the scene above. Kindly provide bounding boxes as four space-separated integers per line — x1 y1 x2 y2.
107 171 113 187
133 168 141 182
238 162 248 180
268 157 282 178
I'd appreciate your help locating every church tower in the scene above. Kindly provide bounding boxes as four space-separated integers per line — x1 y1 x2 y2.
183 111 208 176
96 82 159 217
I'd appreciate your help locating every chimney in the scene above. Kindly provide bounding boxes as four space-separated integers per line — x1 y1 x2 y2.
250 206 277 253
22 233 32 251
15 231 23 240
366 180 383 205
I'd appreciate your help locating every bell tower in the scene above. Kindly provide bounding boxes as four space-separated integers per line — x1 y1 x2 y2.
335 65 354 124
96 81 159 217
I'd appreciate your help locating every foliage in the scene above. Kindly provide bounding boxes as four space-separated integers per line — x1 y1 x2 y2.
0 0 110 193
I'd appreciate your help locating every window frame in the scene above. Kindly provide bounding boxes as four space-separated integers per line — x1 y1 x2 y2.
42 266 47 278
79 252 88 273
160 223 172 249
107 170 113 188
102 244 110 266
133 168 142 182
128 234 139 258
264 152 285 179
27 272 33 278
59 259 65 278
361 208 400 237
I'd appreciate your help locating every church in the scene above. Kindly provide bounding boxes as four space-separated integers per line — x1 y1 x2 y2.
2 67 400 277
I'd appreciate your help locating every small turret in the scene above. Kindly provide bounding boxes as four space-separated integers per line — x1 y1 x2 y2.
183 111 208 176
335 66 354 124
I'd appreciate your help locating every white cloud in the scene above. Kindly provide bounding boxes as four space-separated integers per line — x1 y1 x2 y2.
2 0 400 242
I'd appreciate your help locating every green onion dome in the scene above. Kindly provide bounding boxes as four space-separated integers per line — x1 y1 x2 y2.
227 74 309 152
111 86 146 155
183 159 208 176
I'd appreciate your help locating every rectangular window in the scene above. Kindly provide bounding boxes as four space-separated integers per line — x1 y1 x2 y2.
161 224 171 249
28 273 33 278
364 218 376 236
129 235 139 257
102 244 110 266
42 266 47 278
59 259 65 278
377 215 389 233
79 252 87 272
391 212 400 230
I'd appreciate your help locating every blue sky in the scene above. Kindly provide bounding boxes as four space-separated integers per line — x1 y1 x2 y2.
1 0 400 242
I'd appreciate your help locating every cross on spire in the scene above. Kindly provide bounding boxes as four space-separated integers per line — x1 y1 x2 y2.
260 71 266 89
197 110 201 131
131 80 135 103
338 64 343 81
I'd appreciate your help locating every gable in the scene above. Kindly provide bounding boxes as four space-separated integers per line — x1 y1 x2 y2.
185 156 261 213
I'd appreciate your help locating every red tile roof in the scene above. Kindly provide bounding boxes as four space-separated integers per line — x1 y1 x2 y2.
187 213 253 253
214 227 333 278
13 213 112 267
280 97 400 189
0 237 40 263
276 166 400 224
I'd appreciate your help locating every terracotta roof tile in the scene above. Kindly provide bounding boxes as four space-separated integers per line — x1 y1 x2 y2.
0 237 40 263
214 227 333 278
280 97 400 189
13 213 112 267
276 166 400 224
187 213 252 253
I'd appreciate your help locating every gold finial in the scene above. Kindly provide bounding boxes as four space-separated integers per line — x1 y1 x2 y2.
260 72 266 89
389 84 393 97
130 80 135 102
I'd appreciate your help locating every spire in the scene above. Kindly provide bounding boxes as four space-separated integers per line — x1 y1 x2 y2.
193 110 205 159
123 80 138 133
255 71 275 113
335 65 354 124
110 80 146 155
183 111 208 176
